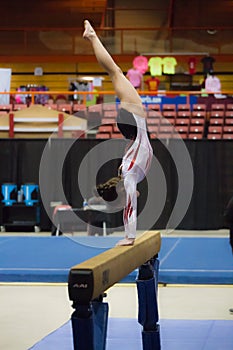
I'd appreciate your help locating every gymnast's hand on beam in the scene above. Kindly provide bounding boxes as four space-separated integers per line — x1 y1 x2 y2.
116 237 135 246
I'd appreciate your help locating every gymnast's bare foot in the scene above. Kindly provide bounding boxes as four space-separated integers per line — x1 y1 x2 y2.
83 20 96 39
116 237 135 246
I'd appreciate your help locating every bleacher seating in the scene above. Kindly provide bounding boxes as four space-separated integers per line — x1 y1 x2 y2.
0 100 233 140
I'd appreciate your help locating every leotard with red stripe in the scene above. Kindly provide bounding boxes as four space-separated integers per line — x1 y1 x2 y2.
121 113 153 239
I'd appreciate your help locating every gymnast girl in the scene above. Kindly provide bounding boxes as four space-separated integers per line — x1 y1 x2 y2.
83 20 153 246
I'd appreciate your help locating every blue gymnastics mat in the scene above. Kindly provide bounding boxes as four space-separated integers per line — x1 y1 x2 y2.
30 318 233 350
0 235 232 284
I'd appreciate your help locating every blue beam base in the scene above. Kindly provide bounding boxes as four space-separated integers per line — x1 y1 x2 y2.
136 257 161 350
71 300 109 350
142 327 161 349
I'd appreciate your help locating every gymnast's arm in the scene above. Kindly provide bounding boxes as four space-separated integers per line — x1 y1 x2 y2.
123 173 138 239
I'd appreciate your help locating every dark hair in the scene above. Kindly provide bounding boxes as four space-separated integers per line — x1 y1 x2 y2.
96 176 122 201
117 108 137 140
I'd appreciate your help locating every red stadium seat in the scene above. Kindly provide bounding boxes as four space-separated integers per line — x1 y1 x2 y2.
57 103 72 114
175 117 190 126
225 111 233 119
190 118 205 126
13 104 27 111
210 110 224 118
147 104 161 111
192 104 206 111
177 104 190 111
174 125 189 137
226 104 233 111
103 110 117 118
148 125 159 134
222 133 233 139
96 132 111 139
177 111 191 118
192 110 206 118
98 125 113 133
111 132 124 139
102 103 117 111
159 124 174 136
211 104 225 111
189 125 204 138
0 104 12 112
207 134 222 140
223 125 233 134
147 110 162 118
147 117 160 125
111 132 123 139
225 117 233 126
163 111 177 120
208 125 223 136
188 133 203 140
209 118 224 125
162 104 176 112
101 118 116 124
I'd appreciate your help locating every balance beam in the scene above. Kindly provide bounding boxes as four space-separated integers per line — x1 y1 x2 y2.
68 231 161 304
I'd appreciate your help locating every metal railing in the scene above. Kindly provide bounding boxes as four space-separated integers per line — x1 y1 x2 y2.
0 90 232 105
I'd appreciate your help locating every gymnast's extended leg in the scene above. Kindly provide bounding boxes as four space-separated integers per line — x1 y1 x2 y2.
83 20 145 118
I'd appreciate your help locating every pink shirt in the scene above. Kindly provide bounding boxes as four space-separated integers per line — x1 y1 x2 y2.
126 68 143 88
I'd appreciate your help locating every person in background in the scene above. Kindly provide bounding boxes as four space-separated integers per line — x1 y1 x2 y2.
126 66 143 90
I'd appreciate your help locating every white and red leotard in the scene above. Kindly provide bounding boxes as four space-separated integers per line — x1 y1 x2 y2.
121 113 153 239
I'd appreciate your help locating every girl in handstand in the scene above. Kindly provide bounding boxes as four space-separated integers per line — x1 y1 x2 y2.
83 20 153 246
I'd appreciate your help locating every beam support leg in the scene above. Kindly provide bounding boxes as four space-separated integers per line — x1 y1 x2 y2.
71 296 109 350
136 257 161 350
71 303 94 350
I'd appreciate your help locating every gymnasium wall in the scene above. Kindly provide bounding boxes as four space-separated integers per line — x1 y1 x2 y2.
0 138 232 231
0 0 232 92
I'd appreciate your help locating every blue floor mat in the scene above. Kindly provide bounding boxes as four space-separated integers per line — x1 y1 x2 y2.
0 235 232 284
30 318 233 350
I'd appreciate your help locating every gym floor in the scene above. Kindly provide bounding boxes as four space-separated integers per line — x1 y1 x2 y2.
0 230 232 350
